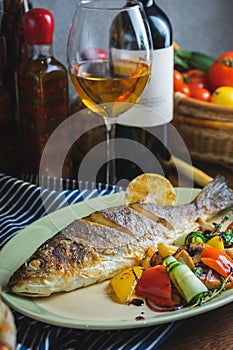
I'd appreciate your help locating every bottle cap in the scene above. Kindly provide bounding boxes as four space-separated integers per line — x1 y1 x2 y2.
24 8 54 45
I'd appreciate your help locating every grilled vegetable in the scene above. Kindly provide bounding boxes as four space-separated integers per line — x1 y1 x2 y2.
201 246 233 282
174 248 195 270
157 242 178 258
206 236 225 250
141 247 156 269
111 266 143 304
163 255 208 305
135 265 172 306
185 231 206 244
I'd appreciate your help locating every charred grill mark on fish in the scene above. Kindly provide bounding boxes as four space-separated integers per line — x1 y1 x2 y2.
6 175 233 297
85 205 173 242
129 203 174 230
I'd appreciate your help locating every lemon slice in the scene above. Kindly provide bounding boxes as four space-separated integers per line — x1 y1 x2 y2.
125 173 176 206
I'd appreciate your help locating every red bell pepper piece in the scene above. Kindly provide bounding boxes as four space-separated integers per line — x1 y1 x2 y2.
227 222 233 230
201 246 233 282
135 265 172 306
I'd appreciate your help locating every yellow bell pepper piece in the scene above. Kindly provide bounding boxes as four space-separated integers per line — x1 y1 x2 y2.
158 242 178 258
110 266 144 304
206 235 224 250
141 247 156 269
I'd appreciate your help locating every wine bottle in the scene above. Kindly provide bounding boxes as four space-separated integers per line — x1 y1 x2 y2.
111 0 173 121
115 0 174 182
139 0 173 122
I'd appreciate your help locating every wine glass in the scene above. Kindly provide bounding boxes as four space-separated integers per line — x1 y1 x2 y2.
67 0 152 184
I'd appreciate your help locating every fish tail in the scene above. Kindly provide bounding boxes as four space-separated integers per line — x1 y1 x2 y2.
195 175 233 214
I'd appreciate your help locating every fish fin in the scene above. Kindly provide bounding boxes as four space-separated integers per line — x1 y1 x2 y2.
195 175 233 217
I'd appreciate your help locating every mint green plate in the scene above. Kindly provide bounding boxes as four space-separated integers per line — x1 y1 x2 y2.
1 189 233 330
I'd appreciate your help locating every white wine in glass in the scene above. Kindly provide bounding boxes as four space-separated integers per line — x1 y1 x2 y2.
67 0 152 184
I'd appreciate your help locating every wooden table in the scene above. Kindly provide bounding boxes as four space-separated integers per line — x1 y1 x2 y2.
159 161 233 350
159 302 233 350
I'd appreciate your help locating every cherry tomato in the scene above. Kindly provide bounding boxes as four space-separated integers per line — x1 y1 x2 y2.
178 83 191 97
174 69 184 91
184 69 209 89
211 86 233 107
189 85 211 102
174 69 191 97
208 51 233 91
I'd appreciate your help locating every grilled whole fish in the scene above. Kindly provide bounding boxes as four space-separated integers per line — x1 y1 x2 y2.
7 175 233 297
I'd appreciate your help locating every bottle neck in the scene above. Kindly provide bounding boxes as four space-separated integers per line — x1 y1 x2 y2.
141 0 156 7
27 44 54 59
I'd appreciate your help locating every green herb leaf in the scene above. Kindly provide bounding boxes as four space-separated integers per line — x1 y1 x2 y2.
193 267 204 277
221 228 233 247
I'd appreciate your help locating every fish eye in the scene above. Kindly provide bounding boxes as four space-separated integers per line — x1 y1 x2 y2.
27 259 43 270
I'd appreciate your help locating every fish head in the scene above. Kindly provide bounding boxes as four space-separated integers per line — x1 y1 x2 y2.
7 236 98 297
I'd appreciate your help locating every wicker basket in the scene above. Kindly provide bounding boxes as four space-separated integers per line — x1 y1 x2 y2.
173 92 233 171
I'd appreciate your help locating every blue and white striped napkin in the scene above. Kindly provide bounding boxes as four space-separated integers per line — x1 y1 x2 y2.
0 173 180 350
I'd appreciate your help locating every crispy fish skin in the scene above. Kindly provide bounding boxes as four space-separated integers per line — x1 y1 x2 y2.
7 175 233 297
7 221 145 297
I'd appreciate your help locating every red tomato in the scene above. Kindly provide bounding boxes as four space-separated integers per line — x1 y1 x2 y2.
189 85 211 102
135 265 172 306
208 51 233 91
174 69 191 96
178 83 191 97
174 69 184 91
184 69 209 89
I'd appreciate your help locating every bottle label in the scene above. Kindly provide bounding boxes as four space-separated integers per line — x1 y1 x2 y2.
139 45 174 124
113 45 174 128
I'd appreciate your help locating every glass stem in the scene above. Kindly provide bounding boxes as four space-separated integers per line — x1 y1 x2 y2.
105 118 117 185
